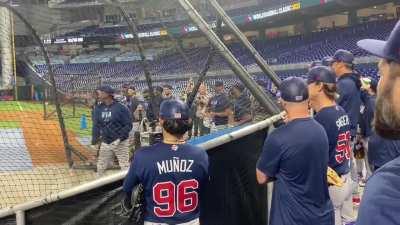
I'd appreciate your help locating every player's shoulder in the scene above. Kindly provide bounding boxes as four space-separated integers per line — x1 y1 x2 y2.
114 101 130 110
365 156 400 194
134 144 160 158
275 118 321 132
357 157 400 224
338 76 358 91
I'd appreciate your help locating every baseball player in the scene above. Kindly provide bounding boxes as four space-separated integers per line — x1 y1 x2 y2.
123 99 209 225
307 66 353 225
162 84 175 102
355 20 400 225
256 77 334 225
230 83 252 125
357 77 377 183
329 49 362 195
92 85 133 177
330 49 361 139
207 81 232 131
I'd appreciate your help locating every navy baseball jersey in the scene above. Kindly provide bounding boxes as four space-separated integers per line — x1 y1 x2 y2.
257 118 334 225
208 93 231 126
368 134 400 170
92 101 132 144
123 143 209 224
315 106 351 175
336 73 362 137
356 156 400 225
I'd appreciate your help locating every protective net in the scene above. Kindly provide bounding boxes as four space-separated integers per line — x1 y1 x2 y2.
0 0 281 222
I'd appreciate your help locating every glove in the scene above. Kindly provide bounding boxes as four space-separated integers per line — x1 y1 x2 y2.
115 184 145 225
117 196 134 218
354 140 365 159
327 167 343 187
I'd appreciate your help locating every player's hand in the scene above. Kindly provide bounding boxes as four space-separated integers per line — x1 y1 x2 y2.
90 144 100 151
111 139 121 146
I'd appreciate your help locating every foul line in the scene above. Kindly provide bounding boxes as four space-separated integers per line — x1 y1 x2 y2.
17 102 23 111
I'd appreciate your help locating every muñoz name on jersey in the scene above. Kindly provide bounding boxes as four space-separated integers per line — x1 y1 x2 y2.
157 157 194 175
336 114 350 130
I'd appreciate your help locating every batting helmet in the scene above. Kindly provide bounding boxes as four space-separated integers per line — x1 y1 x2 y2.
278 77 309 102
159 99 190 120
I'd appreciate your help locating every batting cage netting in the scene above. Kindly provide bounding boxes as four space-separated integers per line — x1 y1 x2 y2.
0 0 288 224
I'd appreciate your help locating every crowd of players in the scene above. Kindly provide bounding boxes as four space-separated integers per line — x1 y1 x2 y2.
89 20 400 225
90 76 259 177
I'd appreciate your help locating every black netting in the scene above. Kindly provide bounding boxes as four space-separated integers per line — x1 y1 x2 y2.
17 128 269 225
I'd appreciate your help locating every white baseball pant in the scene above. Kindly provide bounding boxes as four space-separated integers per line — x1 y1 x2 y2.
96 139 130 177
328 173 355 225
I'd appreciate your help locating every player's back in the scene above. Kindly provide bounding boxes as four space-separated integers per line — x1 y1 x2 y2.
269 118 333 225
315 105 351 175
273 118 330 202
135 142 209 224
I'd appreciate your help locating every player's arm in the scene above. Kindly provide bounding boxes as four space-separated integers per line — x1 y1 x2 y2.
213 97 233 117
256 169 270 184
336 80 353 110
123 153 141 201
256 135 281 185
118 105 133 140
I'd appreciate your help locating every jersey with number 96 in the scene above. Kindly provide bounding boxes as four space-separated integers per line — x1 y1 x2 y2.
315 105 351 175
123 142 209 224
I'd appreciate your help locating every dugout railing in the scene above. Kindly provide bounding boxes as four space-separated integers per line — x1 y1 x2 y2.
0 114 282 225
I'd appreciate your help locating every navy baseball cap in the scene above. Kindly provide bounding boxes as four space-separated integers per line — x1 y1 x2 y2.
159 99 190 120
97 85 115 95
233 83 245 91
357 20 400 63
332 49 354 64
321 56 334 66
307 66 336 84
215 81 224 87
278 77 309 102
163 84 173 90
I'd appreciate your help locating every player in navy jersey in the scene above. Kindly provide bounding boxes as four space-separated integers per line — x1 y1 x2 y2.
307 66 354 225
257 77 334 225
123 99 209 225
355 20 400 225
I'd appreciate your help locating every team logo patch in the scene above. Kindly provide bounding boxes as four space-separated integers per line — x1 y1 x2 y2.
171 145 179 151
295 96 303 101
174 113 182 119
